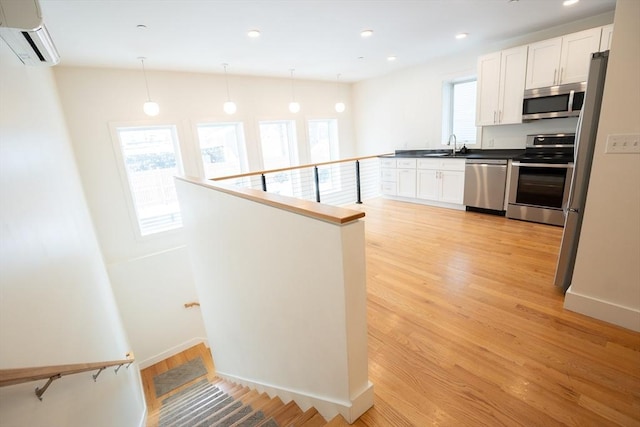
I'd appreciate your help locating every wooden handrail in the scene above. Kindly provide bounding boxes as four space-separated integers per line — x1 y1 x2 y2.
0 357 134 388
211 153 392 181
176 176 365 225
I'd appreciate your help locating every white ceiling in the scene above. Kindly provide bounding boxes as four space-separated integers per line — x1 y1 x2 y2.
39 0 616 82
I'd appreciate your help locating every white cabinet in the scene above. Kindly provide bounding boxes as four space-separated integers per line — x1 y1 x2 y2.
416 159 465 204
476 46 528 126
525 27 602 89
380 158 397 195
396 158 417 198
600 24 614 51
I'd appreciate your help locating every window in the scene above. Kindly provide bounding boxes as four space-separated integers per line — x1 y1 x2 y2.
115 125 183 236
443 79 477 145
258 120 298 196
196 122 247 179
308 119 340 192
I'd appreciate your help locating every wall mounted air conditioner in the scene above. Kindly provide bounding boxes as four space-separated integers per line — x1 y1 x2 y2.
0 0 59 65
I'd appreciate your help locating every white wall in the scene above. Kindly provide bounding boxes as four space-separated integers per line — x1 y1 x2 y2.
0 43 145 426
565 0 640 331
352 12 614 154
175 179 373 422
53 67 356 366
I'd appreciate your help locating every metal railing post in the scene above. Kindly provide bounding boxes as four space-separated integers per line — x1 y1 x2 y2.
314 166 321 203
261 174 267 192
355 160 363 204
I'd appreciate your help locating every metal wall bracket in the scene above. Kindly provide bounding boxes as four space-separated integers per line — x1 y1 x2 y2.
35 374 61 401
92 367 105 382
114 364 123 375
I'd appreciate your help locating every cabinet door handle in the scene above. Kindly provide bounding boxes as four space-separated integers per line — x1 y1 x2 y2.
493 111 497 124
553 69 557 85
559 67 563 83
499 110 502 123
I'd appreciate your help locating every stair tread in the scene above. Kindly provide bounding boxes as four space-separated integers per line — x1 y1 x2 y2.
269 401 304 426
299 413 327 427
324 415 351 426
289 407 322 426
159 391 228 425
256 396 284 419
161 395 237 427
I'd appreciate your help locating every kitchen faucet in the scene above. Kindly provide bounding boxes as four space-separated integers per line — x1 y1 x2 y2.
447 134 457 157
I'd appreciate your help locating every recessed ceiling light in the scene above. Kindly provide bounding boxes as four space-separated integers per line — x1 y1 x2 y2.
387 55 397 62
360 29 374 38
563 0 579 5
247 29 261 38
455 33 468 40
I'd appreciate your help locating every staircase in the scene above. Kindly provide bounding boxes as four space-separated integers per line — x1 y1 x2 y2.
146 375 350 427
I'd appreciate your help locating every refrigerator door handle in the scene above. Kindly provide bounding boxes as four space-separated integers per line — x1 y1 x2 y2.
568 207 580 213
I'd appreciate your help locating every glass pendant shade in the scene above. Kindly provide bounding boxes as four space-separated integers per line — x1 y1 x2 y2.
143 100 160 116
289 101 301 113
335 102 346 113
223 100 237 114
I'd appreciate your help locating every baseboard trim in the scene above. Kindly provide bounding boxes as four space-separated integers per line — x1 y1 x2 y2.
139 337 209 369
565 286 640 332
139 406 148 427
216 371 374 423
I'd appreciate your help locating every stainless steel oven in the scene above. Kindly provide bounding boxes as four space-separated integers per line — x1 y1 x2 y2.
506 134 575 226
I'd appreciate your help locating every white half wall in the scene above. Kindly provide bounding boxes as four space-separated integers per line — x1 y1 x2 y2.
565 0 640 332
175 179 373 422
0 41 145 426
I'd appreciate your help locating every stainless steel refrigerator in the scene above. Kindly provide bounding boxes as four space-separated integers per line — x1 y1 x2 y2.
554 51 609 292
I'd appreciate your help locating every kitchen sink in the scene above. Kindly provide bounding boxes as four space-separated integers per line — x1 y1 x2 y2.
420 153 451 157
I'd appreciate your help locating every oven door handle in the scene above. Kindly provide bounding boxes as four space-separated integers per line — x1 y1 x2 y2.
512 162 573 169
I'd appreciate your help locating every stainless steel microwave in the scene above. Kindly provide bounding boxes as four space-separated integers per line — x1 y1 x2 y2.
522 82 586 121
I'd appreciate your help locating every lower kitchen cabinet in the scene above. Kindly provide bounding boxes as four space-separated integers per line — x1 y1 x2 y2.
416 158 466 205
397 168 417 198
439 170 465 204
380 157 465 210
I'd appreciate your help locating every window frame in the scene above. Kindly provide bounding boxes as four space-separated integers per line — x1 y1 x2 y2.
193 120 249 180
109 121 185 239
306 118 342 194
442 77 478 145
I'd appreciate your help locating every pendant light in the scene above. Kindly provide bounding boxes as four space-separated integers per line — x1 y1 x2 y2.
139 57 159 116
334 73 346 113
222 63 237 115
288 69 300 113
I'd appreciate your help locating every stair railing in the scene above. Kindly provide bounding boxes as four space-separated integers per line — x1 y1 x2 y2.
0 354 135 401
211 154 390 206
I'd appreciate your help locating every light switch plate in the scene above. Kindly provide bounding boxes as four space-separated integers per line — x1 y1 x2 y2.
605 134 640 154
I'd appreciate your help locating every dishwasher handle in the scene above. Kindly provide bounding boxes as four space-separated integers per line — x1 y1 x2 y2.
465 159 508 165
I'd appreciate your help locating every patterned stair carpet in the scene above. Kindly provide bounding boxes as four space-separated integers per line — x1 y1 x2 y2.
158 379 279 427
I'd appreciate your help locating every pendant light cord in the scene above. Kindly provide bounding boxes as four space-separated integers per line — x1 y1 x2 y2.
223 64 232 101
290 68 296 101
140 58 152 102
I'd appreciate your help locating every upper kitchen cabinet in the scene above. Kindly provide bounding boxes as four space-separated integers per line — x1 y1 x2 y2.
525 27 602 89
600 24 614 51
476 45 528 126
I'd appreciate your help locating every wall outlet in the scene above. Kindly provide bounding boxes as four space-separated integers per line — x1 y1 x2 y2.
606 134 640 154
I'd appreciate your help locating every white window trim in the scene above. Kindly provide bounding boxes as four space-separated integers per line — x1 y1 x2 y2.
442 77 479 145
108 121 185 240
192 120 249 179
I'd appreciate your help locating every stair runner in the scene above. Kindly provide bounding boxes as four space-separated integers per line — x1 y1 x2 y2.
156 377 329 427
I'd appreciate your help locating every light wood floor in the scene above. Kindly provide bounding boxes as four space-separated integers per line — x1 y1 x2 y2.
142 198 640 426
351 198 639 426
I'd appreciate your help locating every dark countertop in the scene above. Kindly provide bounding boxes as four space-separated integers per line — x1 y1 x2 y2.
382 148 525 160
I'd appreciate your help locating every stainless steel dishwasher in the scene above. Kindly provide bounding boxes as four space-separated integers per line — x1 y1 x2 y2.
463 159 508 212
